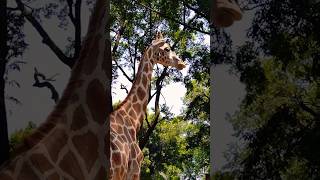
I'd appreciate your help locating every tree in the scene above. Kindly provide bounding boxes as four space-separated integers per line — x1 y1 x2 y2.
0 0 10 165
3 0 211 175
223 0 320 178
110 0 210 151
0 0 28 165
109 0 212 177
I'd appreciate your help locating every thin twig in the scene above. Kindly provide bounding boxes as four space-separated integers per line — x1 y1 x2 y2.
138 2 210 35
120 84 129 94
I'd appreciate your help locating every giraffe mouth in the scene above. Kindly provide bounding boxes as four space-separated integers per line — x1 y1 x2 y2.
177 61 186 70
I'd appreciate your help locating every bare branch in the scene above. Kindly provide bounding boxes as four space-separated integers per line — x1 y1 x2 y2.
138 2 210 35
292 94 319 118
66 0 75 25
120 84 129 94
15 0 74 68
74 0 82 59
183 2 208 20
240 2 268 11
114 60 133 82
145 112 151 128
33 67 60 103
7 7 19 11
139 110 160 149
112 22 133 82
112 21 126 55
299 101 318 118
148 91 157 103
160 92 167 105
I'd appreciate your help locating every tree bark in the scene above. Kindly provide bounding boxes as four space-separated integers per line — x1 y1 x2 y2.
0 0 10 166
105 0 113 174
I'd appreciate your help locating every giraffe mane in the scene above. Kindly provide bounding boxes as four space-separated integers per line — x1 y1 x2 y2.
114 47 150 111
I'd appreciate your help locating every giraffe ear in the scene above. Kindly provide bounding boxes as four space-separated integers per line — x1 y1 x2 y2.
158 32 164 39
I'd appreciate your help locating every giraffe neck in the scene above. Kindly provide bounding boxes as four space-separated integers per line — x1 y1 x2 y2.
119 47 154 131
0 0 111 178
39 0 110 133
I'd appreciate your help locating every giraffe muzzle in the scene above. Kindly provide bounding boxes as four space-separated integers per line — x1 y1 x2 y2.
177 61 186 70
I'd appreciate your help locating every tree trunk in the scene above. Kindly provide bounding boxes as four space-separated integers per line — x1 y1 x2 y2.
0 0 10 166
105 0 113 174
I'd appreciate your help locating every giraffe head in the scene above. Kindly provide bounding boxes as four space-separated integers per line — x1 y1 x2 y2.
149 32 186 70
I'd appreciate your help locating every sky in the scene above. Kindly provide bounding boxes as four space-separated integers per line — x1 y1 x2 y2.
211 10 254 173
6 0 254 174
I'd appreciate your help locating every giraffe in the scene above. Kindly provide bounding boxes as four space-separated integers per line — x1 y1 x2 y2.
211 0 242 27
109 32 186 179
0 0 112 179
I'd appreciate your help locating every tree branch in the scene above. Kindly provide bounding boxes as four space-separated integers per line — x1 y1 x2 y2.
138 2 210 35
73 0 82 59
15 0 74 68
66 0 75 25
183 2 208 20
145 112 151 128
7 7 19 11
139 108 160 149
148 91 157 103
140 67 168 149
120 84 129 94
33 68 60 103
241 3 267 11
112 22 133 82
112 21 126 55
299 101 319 118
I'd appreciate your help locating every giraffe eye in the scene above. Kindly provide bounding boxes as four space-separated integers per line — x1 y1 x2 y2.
164 48 170 52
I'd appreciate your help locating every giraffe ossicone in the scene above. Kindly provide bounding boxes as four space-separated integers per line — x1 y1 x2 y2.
211 0 243 27
110 31 186 179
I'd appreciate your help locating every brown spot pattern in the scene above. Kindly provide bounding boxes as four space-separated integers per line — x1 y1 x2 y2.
143 64 149 72
83 35 101 75
124 129 132 142
137 87 145 101
59 151 85 180
111 123 123 134
135 75 141 85
0 173 12 180
71 105 88 131
142 101 148 110
47 173 59 180
30 153 54 173
18 162 40 180
43 128 68 162
72 130 98 172
132 95 137 103
86 79 107 124
112 152 121 166
119 109 126 117
115 113 124 125
132 103 141 114
113 139 123 151
147 49 152 59
128 109 137 119
129 129 136 140
87 0 106 34
142 74 148 86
